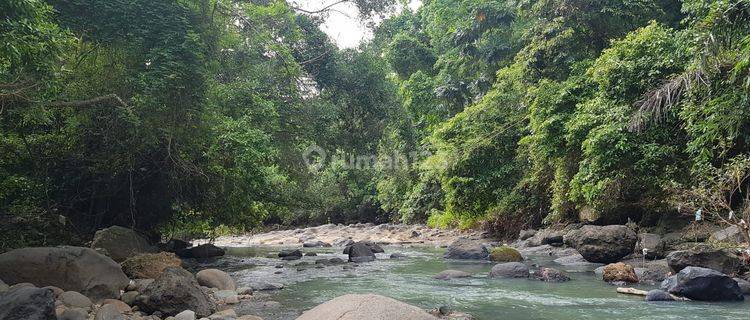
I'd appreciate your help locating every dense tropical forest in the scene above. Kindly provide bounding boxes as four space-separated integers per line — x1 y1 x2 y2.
2 0 750 250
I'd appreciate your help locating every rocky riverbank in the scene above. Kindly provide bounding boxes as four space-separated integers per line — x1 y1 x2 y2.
196 223 483 248
1 222 749 320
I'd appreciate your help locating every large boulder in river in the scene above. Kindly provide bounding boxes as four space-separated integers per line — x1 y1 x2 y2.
296 294 438 320
136 267 216 317
196 269 236 291
602 263 638 283
444 237 489 260
666 245 745 275
489 246 523 262
563 225 636 263
90 226 157 262
343 241 384 254
660 266 744 301
634 233 665 259
348 242 376 263
121 252 182 279
489 262 529 278
0 286 56 320
0 247 128 301
177 243 225 259
278 249 303 260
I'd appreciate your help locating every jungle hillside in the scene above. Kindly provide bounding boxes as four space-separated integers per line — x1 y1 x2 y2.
2 0 750 250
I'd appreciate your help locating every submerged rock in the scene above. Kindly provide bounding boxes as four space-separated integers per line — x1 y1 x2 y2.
296 294 438 320
645 289 674 302
444 238 489 260
434 270 472 280
489 262 529 278
564 225 636 263
660 266 744 301
0 246 128 301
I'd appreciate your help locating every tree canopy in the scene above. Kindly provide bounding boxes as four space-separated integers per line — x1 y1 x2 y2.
2 0 750 248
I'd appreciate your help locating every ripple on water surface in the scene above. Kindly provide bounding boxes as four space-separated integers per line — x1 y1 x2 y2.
200 246 750 320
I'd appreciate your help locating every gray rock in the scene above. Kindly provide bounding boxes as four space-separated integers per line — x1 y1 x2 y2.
213 290 236 299
433 270 472 280
519 229 536 241
91 226 157 262
444 238 489 260
553 253 602 267
563 225 637 263
489 262 529 278
59 308 87 320
59 291 92 309
0 247 129 301
709 225 746 244
136 267 216 317
178 244 225 259
279 249 302 260
120 291 139 306
175 310 196 320
635 233 665 259
666 245 744 275
390 253 407 259
734 277 750 295
532 267 570 282
0 279 8 293
302 240 331 248
347 243 375 263
634 262 671 284
250 282 283 291
343 241 384 254
660 266 743 301
0 287 56 320
94 303 124 320
645 289 674 302
296 294 437 320
196 269 236 291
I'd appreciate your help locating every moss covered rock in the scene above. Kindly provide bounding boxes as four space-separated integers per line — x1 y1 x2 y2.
121 252 182 279
489 246 523 262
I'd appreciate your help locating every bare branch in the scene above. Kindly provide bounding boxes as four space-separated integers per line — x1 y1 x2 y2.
46 94 129 108
290 0 351 15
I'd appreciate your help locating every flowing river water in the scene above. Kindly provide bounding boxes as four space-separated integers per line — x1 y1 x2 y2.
189 245 750 320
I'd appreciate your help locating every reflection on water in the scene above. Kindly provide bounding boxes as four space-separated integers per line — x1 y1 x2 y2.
201 246 750 320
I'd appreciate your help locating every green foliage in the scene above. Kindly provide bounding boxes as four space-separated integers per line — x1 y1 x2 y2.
4 0 750 245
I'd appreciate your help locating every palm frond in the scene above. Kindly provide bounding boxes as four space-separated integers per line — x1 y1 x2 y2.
628 69 708 133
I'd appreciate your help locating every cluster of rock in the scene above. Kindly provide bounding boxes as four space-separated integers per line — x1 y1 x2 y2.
508 223 750 302
0 225 261 320
203 223 480 248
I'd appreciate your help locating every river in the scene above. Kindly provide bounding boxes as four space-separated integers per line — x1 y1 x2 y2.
188 245 750 320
